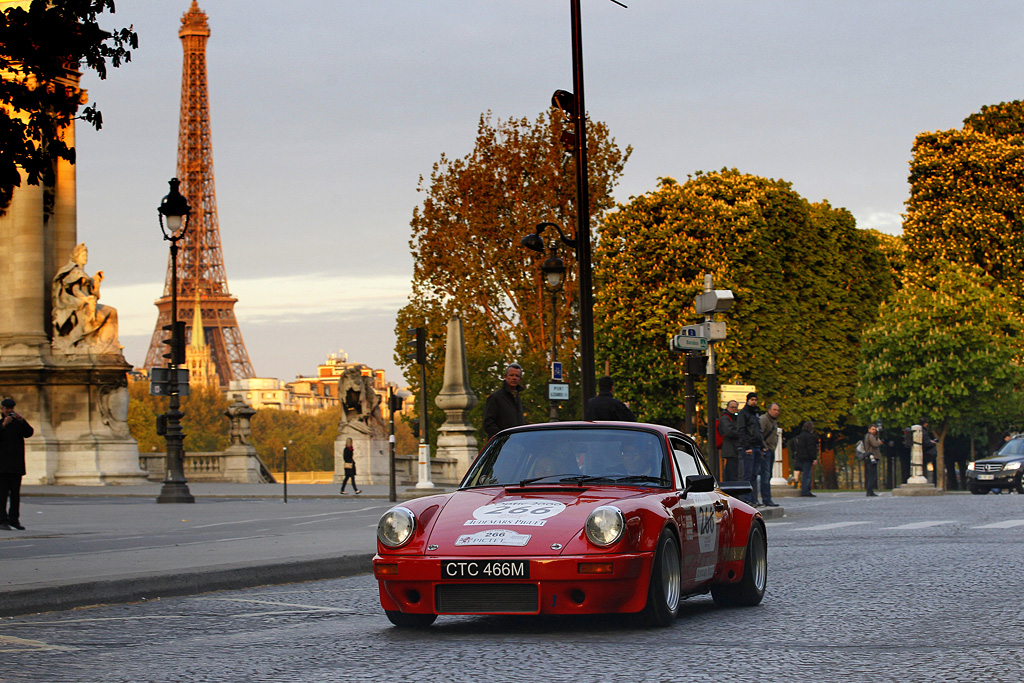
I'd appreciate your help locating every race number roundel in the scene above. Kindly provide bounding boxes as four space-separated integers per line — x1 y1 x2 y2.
467 500 566 527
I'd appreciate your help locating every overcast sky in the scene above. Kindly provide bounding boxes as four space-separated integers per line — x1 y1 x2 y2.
74 0 1024 385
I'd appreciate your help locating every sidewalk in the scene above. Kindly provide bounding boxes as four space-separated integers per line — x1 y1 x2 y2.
1 482 447 618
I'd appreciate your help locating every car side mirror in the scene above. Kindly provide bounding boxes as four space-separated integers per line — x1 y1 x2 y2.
682 474 715 498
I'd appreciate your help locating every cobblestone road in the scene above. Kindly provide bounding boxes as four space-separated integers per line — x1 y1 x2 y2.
3 493 1023 683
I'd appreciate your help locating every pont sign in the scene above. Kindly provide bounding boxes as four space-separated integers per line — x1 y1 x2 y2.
547 381 569 401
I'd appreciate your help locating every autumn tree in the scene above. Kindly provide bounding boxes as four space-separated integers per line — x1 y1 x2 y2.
855 260 1024 486
903 100 1024 301
127 380 230 453
395 109 630 443
250 407 341 472
0 0 136 213
593 172 893 432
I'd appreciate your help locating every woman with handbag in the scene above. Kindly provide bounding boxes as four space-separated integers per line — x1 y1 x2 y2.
340 437 361 494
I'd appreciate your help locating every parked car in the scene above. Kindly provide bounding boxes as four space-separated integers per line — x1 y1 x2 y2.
967 437 1024 494
373 422 766 628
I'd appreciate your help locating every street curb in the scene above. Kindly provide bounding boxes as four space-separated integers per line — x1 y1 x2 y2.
0 553 375 618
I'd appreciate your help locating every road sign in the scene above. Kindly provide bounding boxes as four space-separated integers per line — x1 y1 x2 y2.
551 362 563 381
547 381 569 401
671 335 708 351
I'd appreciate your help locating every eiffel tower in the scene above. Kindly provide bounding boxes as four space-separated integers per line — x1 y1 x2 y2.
143 1 255 385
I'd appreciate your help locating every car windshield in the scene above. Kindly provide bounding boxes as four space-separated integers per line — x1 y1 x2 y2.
462 428 672 489
995 438 1024 457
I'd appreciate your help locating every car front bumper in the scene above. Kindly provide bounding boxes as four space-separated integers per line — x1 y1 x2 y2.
373 552 654 616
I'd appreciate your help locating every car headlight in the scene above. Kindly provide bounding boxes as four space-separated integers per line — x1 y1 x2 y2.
967 462 975 471
585 506 625 547
1005 461 1021 471
377 507 416 548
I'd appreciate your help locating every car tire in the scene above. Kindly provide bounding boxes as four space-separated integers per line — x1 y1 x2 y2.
1015 474 1024 495
969 484 989 495
385 610 437 628
639 529 682 628
711 522 767 607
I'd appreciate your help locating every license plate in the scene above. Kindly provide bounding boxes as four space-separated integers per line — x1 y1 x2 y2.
978 474 995 480
441 560 530 580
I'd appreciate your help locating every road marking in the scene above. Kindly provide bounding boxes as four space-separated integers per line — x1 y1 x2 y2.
188 506 386 529
764 521 794 526
972 519 1024 529
882 521 955 530
204 597 352 613
2 615 189 626
0 635 77 652
795 522 872 531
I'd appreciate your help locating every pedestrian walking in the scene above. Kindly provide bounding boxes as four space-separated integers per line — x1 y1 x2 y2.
587 376 636 422
718 400 741 480
794 420 819 497
736 392 764 504
757 403 781 507
864 424 882 496
0 398 34 530
483 363 525 439
339 437 361 494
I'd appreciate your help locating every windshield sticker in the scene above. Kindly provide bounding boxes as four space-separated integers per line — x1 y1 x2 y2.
464 500 567 527
690 492 718 554
455 529 532 547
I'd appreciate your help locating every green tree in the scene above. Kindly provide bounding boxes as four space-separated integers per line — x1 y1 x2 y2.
593 171 893 432
396 109 631 443
127 380 231 453
903 100 1024 301
855 260 1024 486
0 0 136 213
127 378 163 455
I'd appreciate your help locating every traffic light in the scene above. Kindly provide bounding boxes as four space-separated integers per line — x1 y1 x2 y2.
388 394 404 413
405 327 426 365
411 418 420 440
161 321 186 365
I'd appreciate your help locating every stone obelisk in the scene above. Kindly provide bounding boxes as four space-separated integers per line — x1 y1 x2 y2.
434 315 479 478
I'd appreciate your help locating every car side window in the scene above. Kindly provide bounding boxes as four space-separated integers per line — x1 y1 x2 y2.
670 436 703 483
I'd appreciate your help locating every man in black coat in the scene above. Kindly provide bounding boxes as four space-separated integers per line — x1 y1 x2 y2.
718 400 741 480
794 420 820 497
735 392 764 504
483 363 525 439
587 376 636 422
0 398 34 531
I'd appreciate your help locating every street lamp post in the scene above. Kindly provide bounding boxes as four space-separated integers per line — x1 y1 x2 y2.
541 250 566 421
156 178 195 504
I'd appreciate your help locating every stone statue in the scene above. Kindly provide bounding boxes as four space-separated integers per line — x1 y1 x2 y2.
337 367 387 437
52 243 120 354
99 384 132 439
225 400 257 447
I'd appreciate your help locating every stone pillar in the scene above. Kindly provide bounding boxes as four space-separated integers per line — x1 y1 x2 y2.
434 315 479 479
221 400 265 483
893 424 940 496
335 424 388 487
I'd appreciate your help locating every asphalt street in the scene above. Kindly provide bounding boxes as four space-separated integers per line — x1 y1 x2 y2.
2 491 1022 683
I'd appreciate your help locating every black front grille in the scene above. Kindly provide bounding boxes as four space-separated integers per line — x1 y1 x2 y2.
976 463 1004 473
435 584 539 614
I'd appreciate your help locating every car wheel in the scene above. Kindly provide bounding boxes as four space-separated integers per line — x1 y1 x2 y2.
639 529 682 627
1016 474 1024 495
711 522 767 607
385 610 437 628
969 484 989 495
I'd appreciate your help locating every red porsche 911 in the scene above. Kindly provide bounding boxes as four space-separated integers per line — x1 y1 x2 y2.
373 422 767 628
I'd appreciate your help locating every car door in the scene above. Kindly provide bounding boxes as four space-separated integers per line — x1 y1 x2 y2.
669 435 725 587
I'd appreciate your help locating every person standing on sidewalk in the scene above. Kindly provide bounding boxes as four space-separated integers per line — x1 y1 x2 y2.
587 376 636 421
339 437 361 494
0 398 34 530
483 363 525 439
718 400 741 480
757 403 781 507
794 420 820 497
864 424 882 496
736 392 764 504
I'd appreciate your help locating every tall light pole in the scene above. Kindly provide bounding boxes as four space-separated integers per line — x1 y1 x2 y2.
156 178 194 504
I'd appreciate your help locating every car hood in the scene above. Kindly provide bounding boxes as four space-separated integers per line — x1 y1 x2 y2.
425 486 638 556
979 454 1024 464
